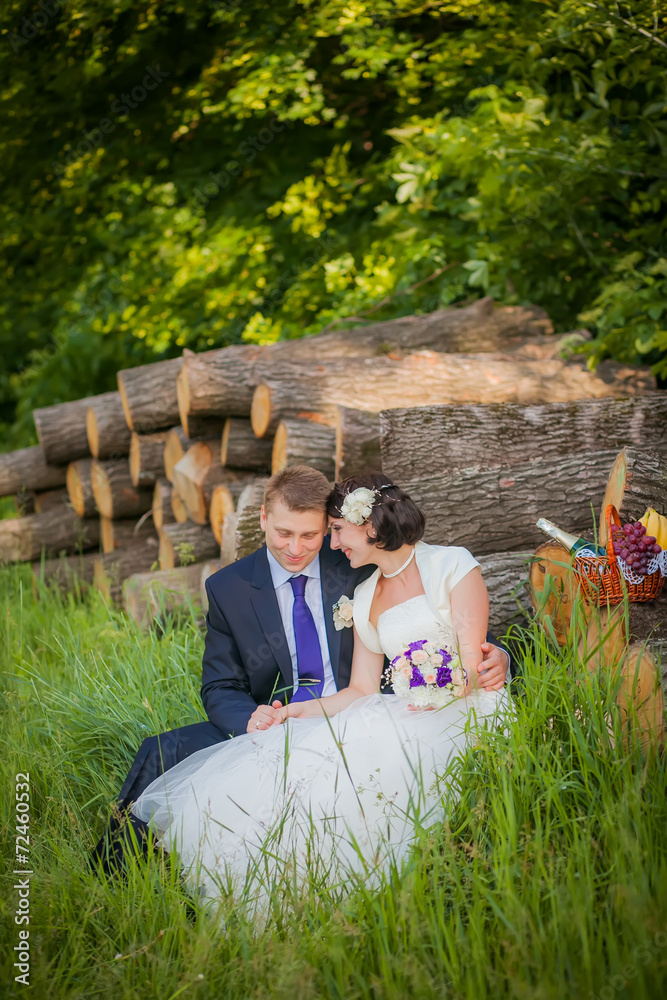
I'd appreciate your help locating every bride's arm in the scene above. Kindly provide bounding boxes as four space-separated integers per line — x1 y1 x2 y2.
279 627 385 721
450 567 489 686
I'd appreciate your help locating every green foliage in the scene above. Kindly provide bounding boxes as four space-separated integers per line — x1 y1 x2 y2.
1 566 667 997
1 1 666 444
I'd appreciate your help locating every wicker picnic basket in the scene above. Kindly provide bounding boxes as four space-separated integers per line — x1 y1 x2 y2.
573 504 664 607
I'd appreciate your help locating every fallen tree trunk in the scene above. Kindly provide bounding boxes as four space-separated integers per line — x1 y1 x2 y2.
199 560 223 610
122 563 209 628
153 478 176 531
100 514 157 554
272 418 336 478
221 418 272 471
94 538 160 605
220 511 238 565
117 357 183 433
86 391 132 459
158 521 219 570
335 407 382 479
380 393 667 481
179 298 552 421
90 459 153 520
250 353 654 438
66 458 97 517
33 397 93 465
172 442 254 525
31 551 98 595
0 508 100 562
0 445 67 497
405 448 651 557
129 431 170 488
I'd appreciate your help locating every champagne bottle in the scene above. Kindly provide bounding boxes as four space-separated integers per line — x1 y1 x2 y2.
536 518 606 556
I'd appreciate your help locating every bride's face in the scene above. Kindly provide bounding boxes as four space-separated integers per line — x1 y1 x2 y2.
328 517 376 566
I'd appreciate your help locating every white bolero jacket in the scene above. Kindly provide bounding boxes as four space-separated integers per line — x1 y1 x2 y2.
352 540 481 655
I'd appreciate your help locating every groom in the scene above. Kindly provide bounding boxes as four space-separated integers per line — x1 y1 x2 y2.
92 465 510 871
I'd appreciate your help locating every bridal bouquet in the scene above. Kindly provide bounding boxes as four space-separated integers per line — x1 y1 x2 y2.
384 640 467 708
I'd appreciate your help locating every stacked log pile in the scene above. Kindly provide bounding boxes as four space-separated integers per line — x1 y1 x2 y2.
0 297 664 669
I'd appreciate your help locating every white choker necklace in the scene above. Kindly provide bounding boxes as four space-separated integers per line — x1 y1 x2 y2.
382 548 415 579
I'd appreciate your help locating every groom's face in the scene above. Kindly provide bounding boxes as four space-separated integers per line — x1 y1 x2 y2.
260 499 327 574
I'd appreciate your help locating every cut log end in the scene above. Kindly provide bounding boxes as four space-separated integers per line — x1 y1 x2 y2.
171 488 189 523
272 422 288 473
209 485 236 545
86 407 100 458
117 376 134 432
177 370 191 439
66 459 95 518
129 433 141 488
250 385 272 439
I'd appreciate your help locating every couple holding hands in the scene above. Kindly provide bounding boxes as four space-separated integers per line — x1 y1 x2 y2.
94 466 511 912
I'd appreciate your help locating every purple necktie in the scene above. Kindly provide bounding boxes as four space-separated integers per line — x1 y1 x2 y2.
289 574 325 702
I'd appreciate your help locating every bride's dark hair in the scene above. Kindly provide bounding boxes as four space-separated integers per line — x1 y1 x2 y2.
327 472 425 551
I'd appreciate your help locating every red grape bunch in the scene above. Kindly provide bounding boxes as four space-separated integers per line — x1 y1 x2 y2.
610 520 662 576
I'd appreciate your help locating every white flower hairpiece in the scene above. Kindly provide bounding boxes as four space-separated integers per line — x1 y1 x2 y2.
340 487 376 525
339 484 398 525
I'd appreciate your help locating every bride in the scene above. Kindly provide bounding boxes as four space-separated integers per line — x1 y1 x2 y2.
132 474 509 912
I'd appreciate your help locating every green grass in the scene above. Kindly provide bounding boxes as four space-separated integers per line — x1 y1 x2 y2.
1 565 666 1000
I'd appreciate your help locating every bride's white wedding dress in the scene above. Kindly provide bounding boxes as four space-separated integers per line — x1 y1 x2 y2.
133 595 508 912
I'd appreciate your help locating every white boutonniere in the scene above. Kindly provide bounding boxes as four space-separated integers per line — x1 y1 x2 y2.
332 595 354 630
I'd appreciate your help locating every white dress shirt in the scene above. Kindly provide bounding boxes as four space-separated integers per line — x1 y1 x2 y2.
266 549 337 697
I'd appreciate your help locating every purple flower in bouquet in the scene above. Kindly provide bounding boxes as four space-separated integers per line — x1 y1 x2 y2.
385 638 466 706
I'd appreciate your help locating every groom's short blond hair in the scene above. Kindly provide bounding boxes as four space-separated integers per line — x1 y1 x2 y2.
264 465 330 515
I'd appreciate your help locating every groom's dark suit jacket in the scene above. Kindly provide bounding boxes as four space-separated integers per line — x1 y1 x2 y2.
202 536 373 738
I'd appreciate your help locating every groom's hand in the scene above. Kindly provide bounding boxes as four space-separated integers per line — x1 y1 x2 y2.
476 643 509 691
247 701 284 733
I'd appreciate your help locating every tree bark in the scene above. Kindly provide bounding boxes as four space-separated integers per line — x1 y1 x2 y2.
66 458 97 517
31 551 98 596
33 397 93 465
335 407 382 479
153 478 176 531
94 537 161 605
158 521 220 570
14 492 35 516
0 445 67 497
86 391 132 459
221 417 272 471
404 448 646 556
234 478 269 561
117 357 183 433
250 353 654 438
129 431 170 488
199 560 223 610
90 459 153 519
100 514 157 554
179 298 552 420
381 393 667 482
0 508 100 562
477 550 534 633
122 563 208 628
34 489 70 513
272 418 336 478
172 441 254 525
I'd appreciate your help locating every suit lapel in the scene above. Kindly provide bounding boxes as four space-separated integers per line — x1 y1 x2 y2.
319 540 351 687
249 546 294 695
